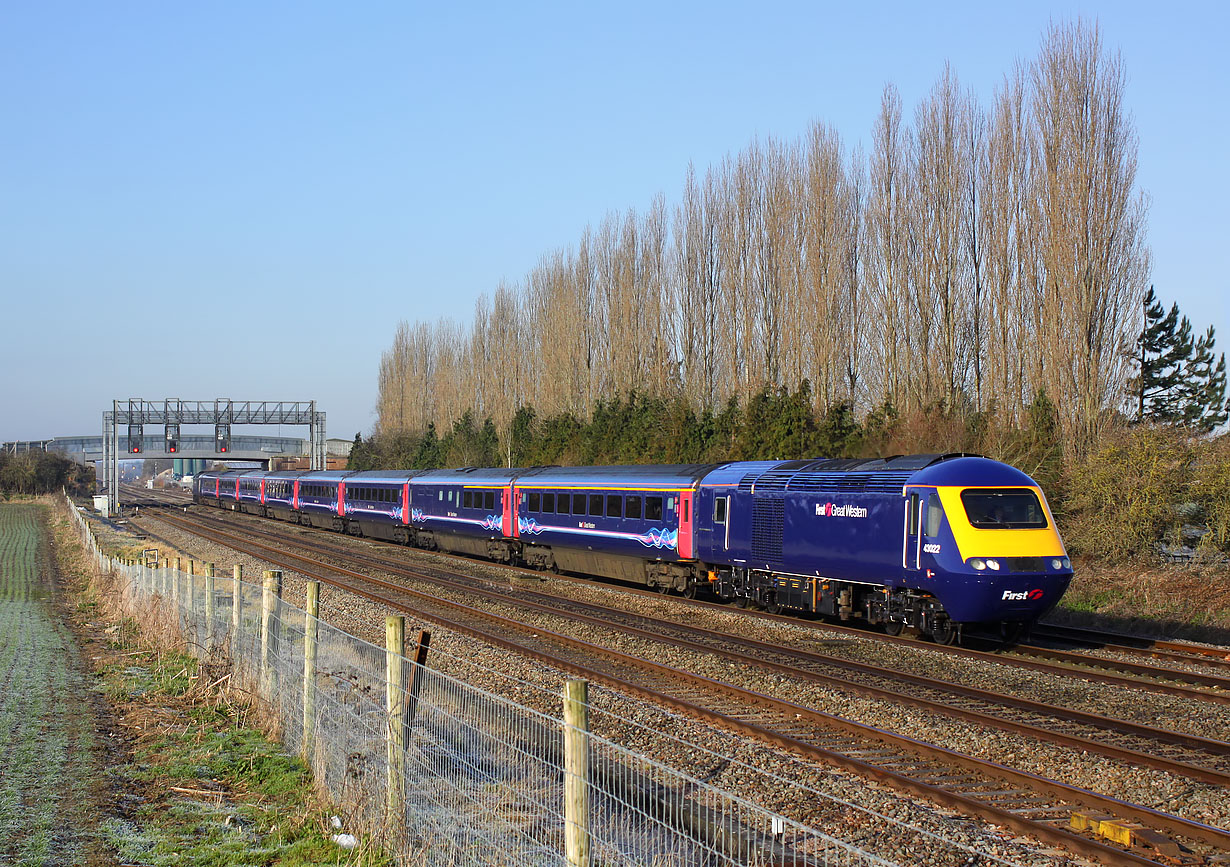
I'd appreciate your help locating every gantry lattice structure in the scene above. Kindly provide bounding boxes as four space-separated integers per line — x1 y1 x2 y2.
102 399 326 513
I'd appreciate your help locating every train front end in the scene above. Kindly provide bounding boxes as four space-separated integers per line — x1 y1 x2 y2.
905 457 1073 641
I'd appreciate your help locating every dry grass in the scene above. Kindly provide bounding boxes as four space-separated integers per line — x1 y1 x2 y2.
1050 558 1230 644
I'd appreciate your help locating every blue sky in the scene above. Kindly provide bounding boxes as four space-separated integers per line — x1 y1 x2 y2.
2 1 1226 443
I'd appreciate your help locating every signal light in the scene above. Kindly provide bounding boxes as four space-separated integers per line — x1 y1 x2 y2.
168 442 177 453
131 446 140 453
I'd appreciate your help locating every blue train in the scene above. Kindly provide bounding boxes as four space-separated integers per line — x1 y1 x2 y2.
194 454 1072 644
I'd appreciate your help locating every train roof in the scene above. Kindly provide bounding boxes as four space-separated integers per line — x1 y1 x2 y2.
513 464 719 489
698 461 797 487
908 455 1036 487
411 467 521 485
297 470 352 483
343 471 418 484
726 454 1007 494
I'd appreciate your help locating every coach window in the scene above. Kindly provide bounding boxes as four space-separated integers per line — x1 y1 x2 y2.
572 494 586 516
557 492 570 514
714 497 727 523
646 496 663 521
463 491 474 508
925 493 944 537
626 496 642 519
528 492 541 512
606 495 621 518
485 491 495 510
438 490 444 501
666 497 675 513
589 494 604 516
542 492 555 513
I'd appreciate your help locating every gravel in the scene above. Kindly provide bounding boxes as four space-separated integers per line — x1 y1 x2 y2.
126 506 1230 864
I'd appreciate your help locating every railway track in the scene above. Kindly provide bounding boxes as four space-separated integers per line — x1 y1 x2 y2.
176 500 1230 705
139 508 1230 865
1030 622 1230 674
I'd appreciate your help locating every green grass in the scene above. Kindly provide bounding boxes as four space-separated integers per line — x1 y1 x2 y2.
93 648 390 867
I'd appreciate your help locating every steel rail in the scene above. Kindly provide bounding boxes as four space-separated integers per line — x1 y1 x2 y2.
165 508 1230 785
148 510 1230 863
1031 622 1230 673
183 502 1230 706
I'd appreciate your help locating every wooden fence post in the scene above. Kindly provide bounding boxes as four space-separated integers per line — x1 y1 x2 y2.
260 570 283 701
204 563 216 650
172 557 181 606
302 581 320 768
564 678 591 867
232 564 243 652
385 615 406 823
187 560 197 627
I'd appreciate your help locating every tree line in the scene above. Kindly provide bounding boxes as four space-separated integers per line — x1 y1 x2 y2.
378 20 1150 458
0 451 95 498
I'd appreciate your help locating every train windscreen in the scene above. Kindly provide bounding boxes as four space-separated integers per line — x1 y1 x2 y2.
959 488 1047 529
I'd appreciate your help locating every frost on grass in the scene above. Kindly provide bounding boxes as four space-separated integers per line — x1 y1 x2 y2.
0 505 100 866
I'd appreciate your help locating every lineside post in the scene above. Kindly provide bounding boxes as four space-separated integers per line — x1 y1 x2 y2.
260 570 283 701
404 629 432 733
232 564 243 657
563 678 591 867
204 563 215 650
302 581 319 768
172 557 181 608
385 615 406 824
187 560 197 638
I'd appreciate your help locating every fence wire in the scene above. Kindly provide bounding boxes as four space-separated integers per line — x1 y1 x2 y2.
66 498 1033 867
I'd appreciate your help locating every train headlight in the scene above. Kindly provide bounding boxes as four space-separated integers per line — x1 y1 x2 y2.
969 558 986 571
1051 558 1063 570
1062 557 1071 569
986 559 1001 570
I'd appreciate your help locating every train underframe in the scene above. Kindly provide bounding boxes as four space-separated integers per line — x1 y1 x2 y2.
195 495 1027 644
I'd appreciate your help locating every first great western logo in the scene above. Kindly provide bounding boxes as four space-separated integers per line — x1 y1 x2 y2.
815 502 869 518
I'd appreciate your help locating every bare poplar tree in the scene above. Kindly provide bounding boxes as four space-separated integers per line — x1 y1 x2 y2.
1029 20 1150 453
866 85 913 411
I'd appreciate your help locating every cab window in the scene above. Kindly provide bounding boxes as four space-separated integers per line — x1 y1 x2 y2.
925 493 943 537
960 488 1047 529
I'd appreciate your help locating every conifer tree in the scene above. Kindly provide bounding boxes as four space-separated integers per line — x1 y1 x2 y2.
1132 287 1192 423
1178 326 1229 433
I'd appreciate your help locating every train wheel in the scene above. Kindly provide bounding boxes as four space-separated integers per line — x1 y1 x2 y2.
681 583 697 599
998 620 1028 647
883 619 905 637
930 619 959 646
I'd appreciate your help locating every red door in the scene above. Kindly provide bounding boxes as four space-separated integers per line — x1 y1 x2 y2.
504 486 516 537
292 479 300 510
337 482 346 516
401 483 410 525
678 490 694 559
259 478 266 504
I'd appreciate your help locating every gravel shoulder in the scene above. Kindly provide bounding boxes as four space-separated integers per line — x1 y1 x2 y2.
129 506 1180 865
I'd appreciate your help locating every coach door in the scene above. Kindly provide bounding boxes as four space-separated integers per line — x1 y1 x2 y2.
903 488 923 571
677 490 694 559
504 486 515 537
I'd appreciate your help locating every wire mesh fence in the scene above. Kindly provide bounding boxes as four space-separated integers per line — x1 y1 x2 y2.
65 497 1030 867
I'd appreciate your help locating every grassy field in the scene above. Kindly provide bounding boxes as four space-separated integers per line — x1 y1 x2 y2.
0 504 102 865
